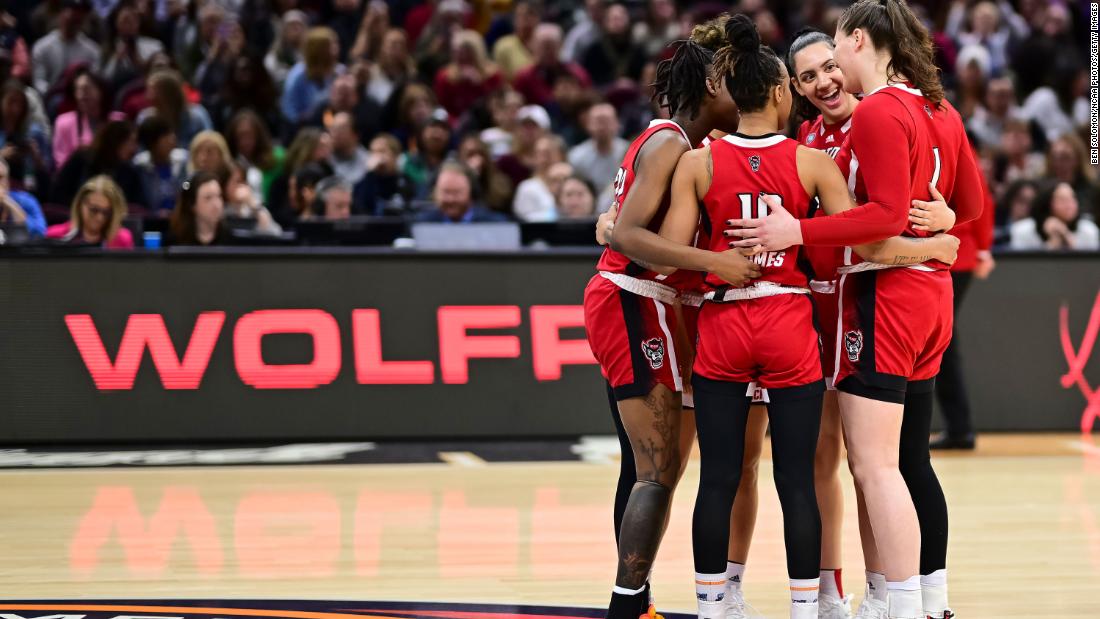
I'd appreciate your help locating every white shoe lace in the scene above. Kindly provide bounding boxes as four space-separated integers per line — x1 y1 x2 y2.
723 588 747 619
853 597 888 619
819 593 853 619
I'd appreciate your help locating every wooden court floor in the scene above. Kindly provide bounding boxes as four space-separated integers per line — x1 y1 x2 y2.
2 433 1099 618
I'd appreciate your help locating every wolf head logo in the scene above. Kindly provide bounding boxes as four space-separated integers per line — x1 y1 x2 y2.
641 337 665 370
749 155 761 172
844 330 864 362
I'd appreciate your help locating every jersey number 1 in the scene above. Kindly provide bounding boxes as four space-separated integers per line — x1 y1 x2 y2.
738 193 782 219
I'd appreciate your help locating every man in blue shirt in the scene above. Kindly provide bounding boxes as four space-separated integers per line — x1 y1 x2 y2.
0 159 45 236
418 162 509 223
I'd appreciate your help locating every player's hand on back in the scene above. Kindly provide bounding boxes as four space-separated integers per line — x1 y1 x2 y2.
706 250 762 287
910 183 956 232
974 250 995 279
723 194 802 251
596 203 617 246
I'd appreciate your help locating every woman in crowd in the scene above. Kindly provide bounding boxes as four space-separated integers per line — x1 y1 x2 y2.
52 68 115 169
0 80 51 193
281 27 342 127
433 30 504 122
226 109 285 202
267 128 333 225
512 134 568 222
52 119 146 209
206 55 280 134
1046 133 1098 220
1010 180 1100 251
264 9 307 84
138 69 213 148
100 0 164 90
556 174 596 219
167 170 229 246
46 175 134 249
993 178 1037 246
187 129 233 177
404 116 453 197
457 134 513 215
133 114 188 215
223 161 281 236
366 29 417 106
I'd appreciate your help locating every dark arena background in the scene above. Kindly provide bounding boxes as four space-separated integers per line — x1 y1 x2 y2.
0 0 1097 617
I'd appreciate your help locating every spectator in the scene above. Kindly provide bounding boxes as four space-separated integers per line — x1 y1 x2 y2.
382 82 437 151
967 76 1018 148
419 161 508 223
404 112 453 197
365 28 416 106
947 1 1014 77
52 119 146 209
480 88 523 159
137 69 213 148
349 1 390 62
205 54 279 134
308 73 381 148
0 80 52 193
133 114 187 215
167 170 229 246
633 0 681 58
1011 2 1076 97
952 45 990 122
224 161 281 235
226 109 284 202
513 23 591 107
187 130 233 178
1019 56 1088 143
268 128 333 225
328 111 369 187
556 173 597 220
0 8 30 82
31 0 100 95
283 162 329 223
311 175 353 221
434 30 503 122
410 0 470 80
992 118 1044 185
0 159 46 236
52 68 114 169
359 134 414 215
100 0 164 90
329 0 366 64
1046 133 1099 219
993 178 1036 247
580 3 647 87
562 0 605 63
513 135 568 222
491 0 540 80
457 134 513 215
175 2 228 82
264 9 306 85
280 27 342 127
46 174 134 248
545 71 596 146
567 102 627 207
1010 181 1099 251
496 104 549 187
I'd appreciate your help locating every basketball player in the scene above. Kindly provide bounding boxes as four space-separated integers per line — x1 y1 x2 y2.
726 1 985 617
581 29 754 618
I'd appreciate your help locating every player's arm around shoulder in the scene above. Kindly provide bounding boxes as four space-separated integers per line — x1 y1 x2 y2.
797 145 852 215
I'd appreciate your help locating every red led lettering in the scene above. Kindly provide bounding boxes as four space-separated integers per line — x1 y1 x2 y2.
352 309 434 384
437 306 521 384
529 305 596 380
233 310 341 389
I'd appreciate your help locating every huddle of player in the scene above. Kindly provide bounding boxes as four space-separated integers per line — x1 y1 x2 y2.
583 1 983 619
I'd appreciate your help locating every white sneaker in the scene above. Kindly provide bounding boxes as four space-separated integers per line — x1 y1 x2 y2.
819 593 853 619
723 588 747 619
853 596 887 619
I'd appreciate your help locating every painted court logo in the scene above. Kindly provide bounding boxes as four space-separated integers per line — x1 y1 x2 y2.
844 330 863 362
641 337 666 370
1060 291 1100 433
0 600 696 619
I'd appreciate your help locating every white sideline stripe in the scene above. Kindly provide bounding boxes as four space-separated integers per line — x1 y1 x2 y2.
438 451 487 467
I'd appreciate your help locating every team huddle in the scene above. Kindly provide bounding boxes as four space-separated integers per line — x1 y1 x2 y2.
582 1 983 619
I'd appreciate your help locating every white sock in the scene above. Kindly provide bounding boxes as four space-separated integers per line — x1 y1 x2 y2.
726 561 745 594
921 569 949 617
866 570 887 603
820 569 841 599
790 577 820 619
887 575 922 618
696 571 726 618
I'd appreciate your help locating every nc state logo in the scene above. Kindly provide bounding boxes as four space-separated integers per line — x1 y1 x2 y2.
1060 292 1100 433
806 133 816 144
748 155 761 172
844 329 863 362
641 337 665 370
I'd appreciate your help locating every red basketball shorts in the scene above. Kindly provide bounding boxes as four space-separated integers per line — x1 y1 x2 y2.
693 293 822 389
583 274 686 400
834 267 954 403
811 283 840 390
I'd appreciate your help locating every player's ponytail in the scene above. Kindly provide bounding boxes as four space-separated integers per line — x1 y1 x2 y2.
652 39 715 120
838 0 945 106
712 13 783 113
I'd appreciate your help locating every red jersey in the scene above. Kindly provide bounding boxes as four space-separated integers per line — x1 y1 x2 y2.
799 84 984 269
798 114 853 282
701 133 814 289
595 119 698 290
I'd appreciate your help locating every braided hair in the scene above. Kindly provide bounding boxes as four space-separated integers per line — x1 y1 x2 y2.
651 40 716 120
712 14 784 114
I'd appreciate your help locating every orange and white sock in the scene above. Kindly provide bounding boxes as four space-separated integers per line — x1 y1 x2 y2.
790 577 820 619
695 571 726 619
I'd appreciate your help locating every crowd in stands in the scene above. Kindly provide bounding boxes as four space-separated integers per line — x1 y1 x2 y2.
0 0 1093 251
